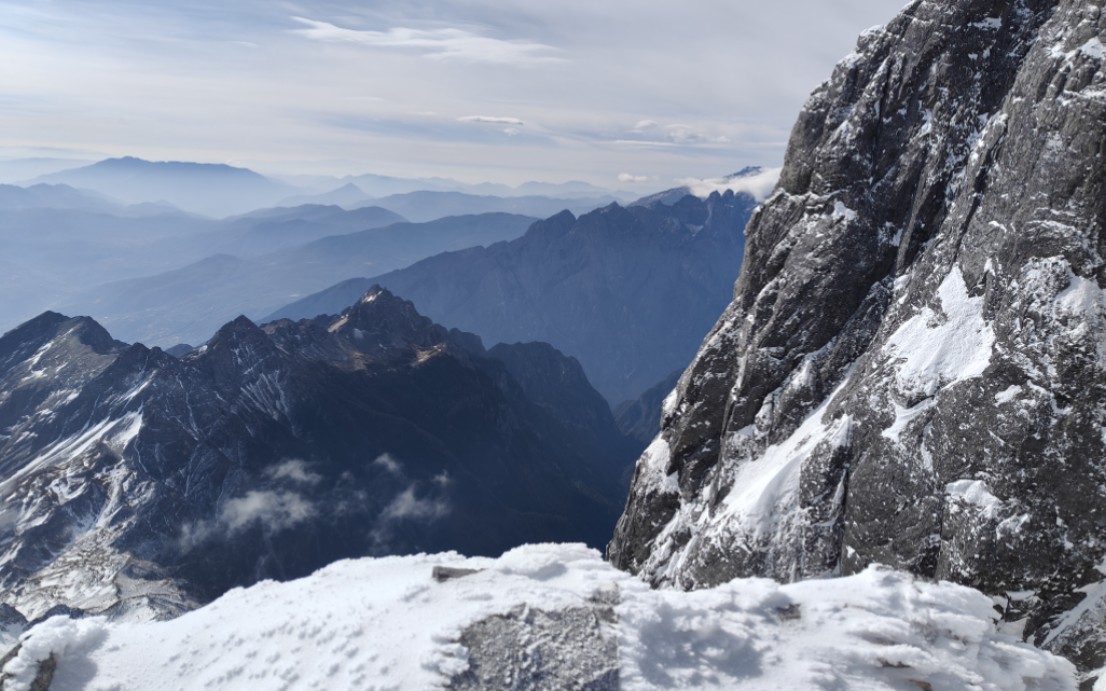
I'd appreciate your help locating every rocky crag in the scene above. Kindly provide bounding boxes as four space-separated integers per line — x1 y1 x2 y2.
610 0 1106 676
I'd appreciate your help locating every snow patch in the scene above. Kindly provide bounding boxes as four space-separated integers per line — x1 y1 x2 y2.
946 480 1003 519
639 437 678 495
995 385 1022 404
881 398 934 443
884 266 995 397
832 200 858 222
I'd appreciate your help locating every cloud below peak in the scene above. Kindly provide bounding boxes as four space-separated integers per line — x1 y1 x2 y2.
290 17 562 66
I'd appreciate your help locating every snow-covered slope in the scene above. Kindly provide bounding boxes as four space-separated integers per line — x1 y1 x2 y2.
0 544 1077 690
610 0 1106 676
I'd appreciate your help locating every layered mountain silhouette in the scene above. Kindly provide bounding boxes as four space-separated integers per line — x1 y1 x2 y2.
61 213 537 346
34 157 296 217
270 191 756 404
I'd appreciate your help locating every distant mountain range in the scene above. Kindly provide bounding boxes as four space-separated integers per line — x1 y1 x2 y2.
0 200 409 333
285 188 621 223
270 190 757 404
22 156 635 218
0 288 635 619
59 212 538 346
33 157 296 217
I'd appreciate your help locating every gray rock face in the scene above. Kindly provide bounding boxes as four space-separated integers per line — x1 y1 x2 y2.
610 0 1106 673
448 604 619 691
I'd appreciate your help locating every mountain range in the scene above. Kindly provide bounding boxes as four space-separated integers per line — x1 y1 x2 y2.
60 212 538 347
270 190 757 405
0 288 635 619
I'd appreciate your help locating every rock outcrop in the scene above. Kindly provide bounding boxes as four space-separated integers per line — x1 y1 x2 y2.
610 0 1106 674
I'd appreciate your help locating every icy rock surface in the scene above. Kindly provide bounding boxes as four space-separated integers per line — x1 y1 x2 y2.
609 0 1106 675
0 544 1077 690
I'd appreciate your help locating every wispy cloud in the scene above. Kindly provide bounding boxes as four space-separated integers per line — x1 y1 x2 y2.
265 459 323 485
459 115 525 126
291 17 562 66
220 490 316 533
619 173 651 183
380 485 450 521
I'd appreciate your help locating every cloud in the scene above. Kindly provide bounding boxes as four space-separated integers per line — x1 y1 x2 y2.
373 452 404 476
619 173 650 183
220 490 316 534
680 167 782 202
459 115 525 126
265 459 322 485
380 485 450 521
179 488 316 550
291 17 561 66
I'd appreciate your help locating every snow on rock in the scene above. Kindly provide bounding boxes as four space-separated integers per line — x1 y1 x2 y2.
883 266 995 398
0 544 1075 690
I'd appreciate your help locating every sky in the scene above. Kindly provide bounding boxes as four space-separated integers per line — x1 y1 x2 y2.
0 0 907 188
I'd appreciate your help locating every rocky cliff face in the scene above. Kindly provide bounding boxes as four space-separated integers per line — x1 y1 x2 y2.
0 288 633 620
610 0 1106 674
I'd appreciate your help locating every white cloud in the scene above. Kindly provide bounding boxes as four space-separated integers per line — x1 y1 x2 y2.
459 115 525 126
373 453 404 476
0 1 908 187
679 167 783 202
291 17 561 66
619 173 650 183
220 491 316 534
265 459 322 485
380 485 450 522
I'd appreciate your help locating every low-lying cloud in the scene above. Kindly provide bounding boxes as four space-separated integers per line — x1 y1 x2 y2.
220 490 315 534
681 167 782 202
264 459 322 485
380 485 450 522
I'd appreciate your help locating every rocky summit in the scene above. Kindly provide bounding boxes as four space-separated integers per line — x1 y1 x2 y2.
610 0 1106 676
0 288 635 622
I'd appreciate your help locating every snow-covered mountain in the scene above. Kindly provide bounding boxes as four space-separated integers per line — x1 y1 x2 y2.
610 0 1106 677
0 289 635 622
0 544 1077 690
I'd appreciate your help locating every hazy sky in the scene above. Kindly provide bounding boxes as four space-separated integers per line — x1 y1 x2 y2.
0 0 907 187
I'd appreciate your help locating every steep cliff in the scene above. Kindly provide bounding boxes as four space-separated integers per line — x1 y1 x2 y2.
610 0 1106 673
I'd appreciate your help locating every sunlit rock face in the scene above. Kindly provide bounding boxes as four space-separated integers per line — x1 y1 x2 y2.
610 0 1106 672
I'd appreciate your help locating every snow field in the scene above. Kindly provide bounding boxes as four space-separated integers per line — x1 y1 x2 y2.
1 543 1076 690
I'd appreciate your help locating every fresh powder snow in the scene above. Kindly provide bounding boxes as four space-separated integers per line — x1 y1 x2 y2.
0 543 1076 690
